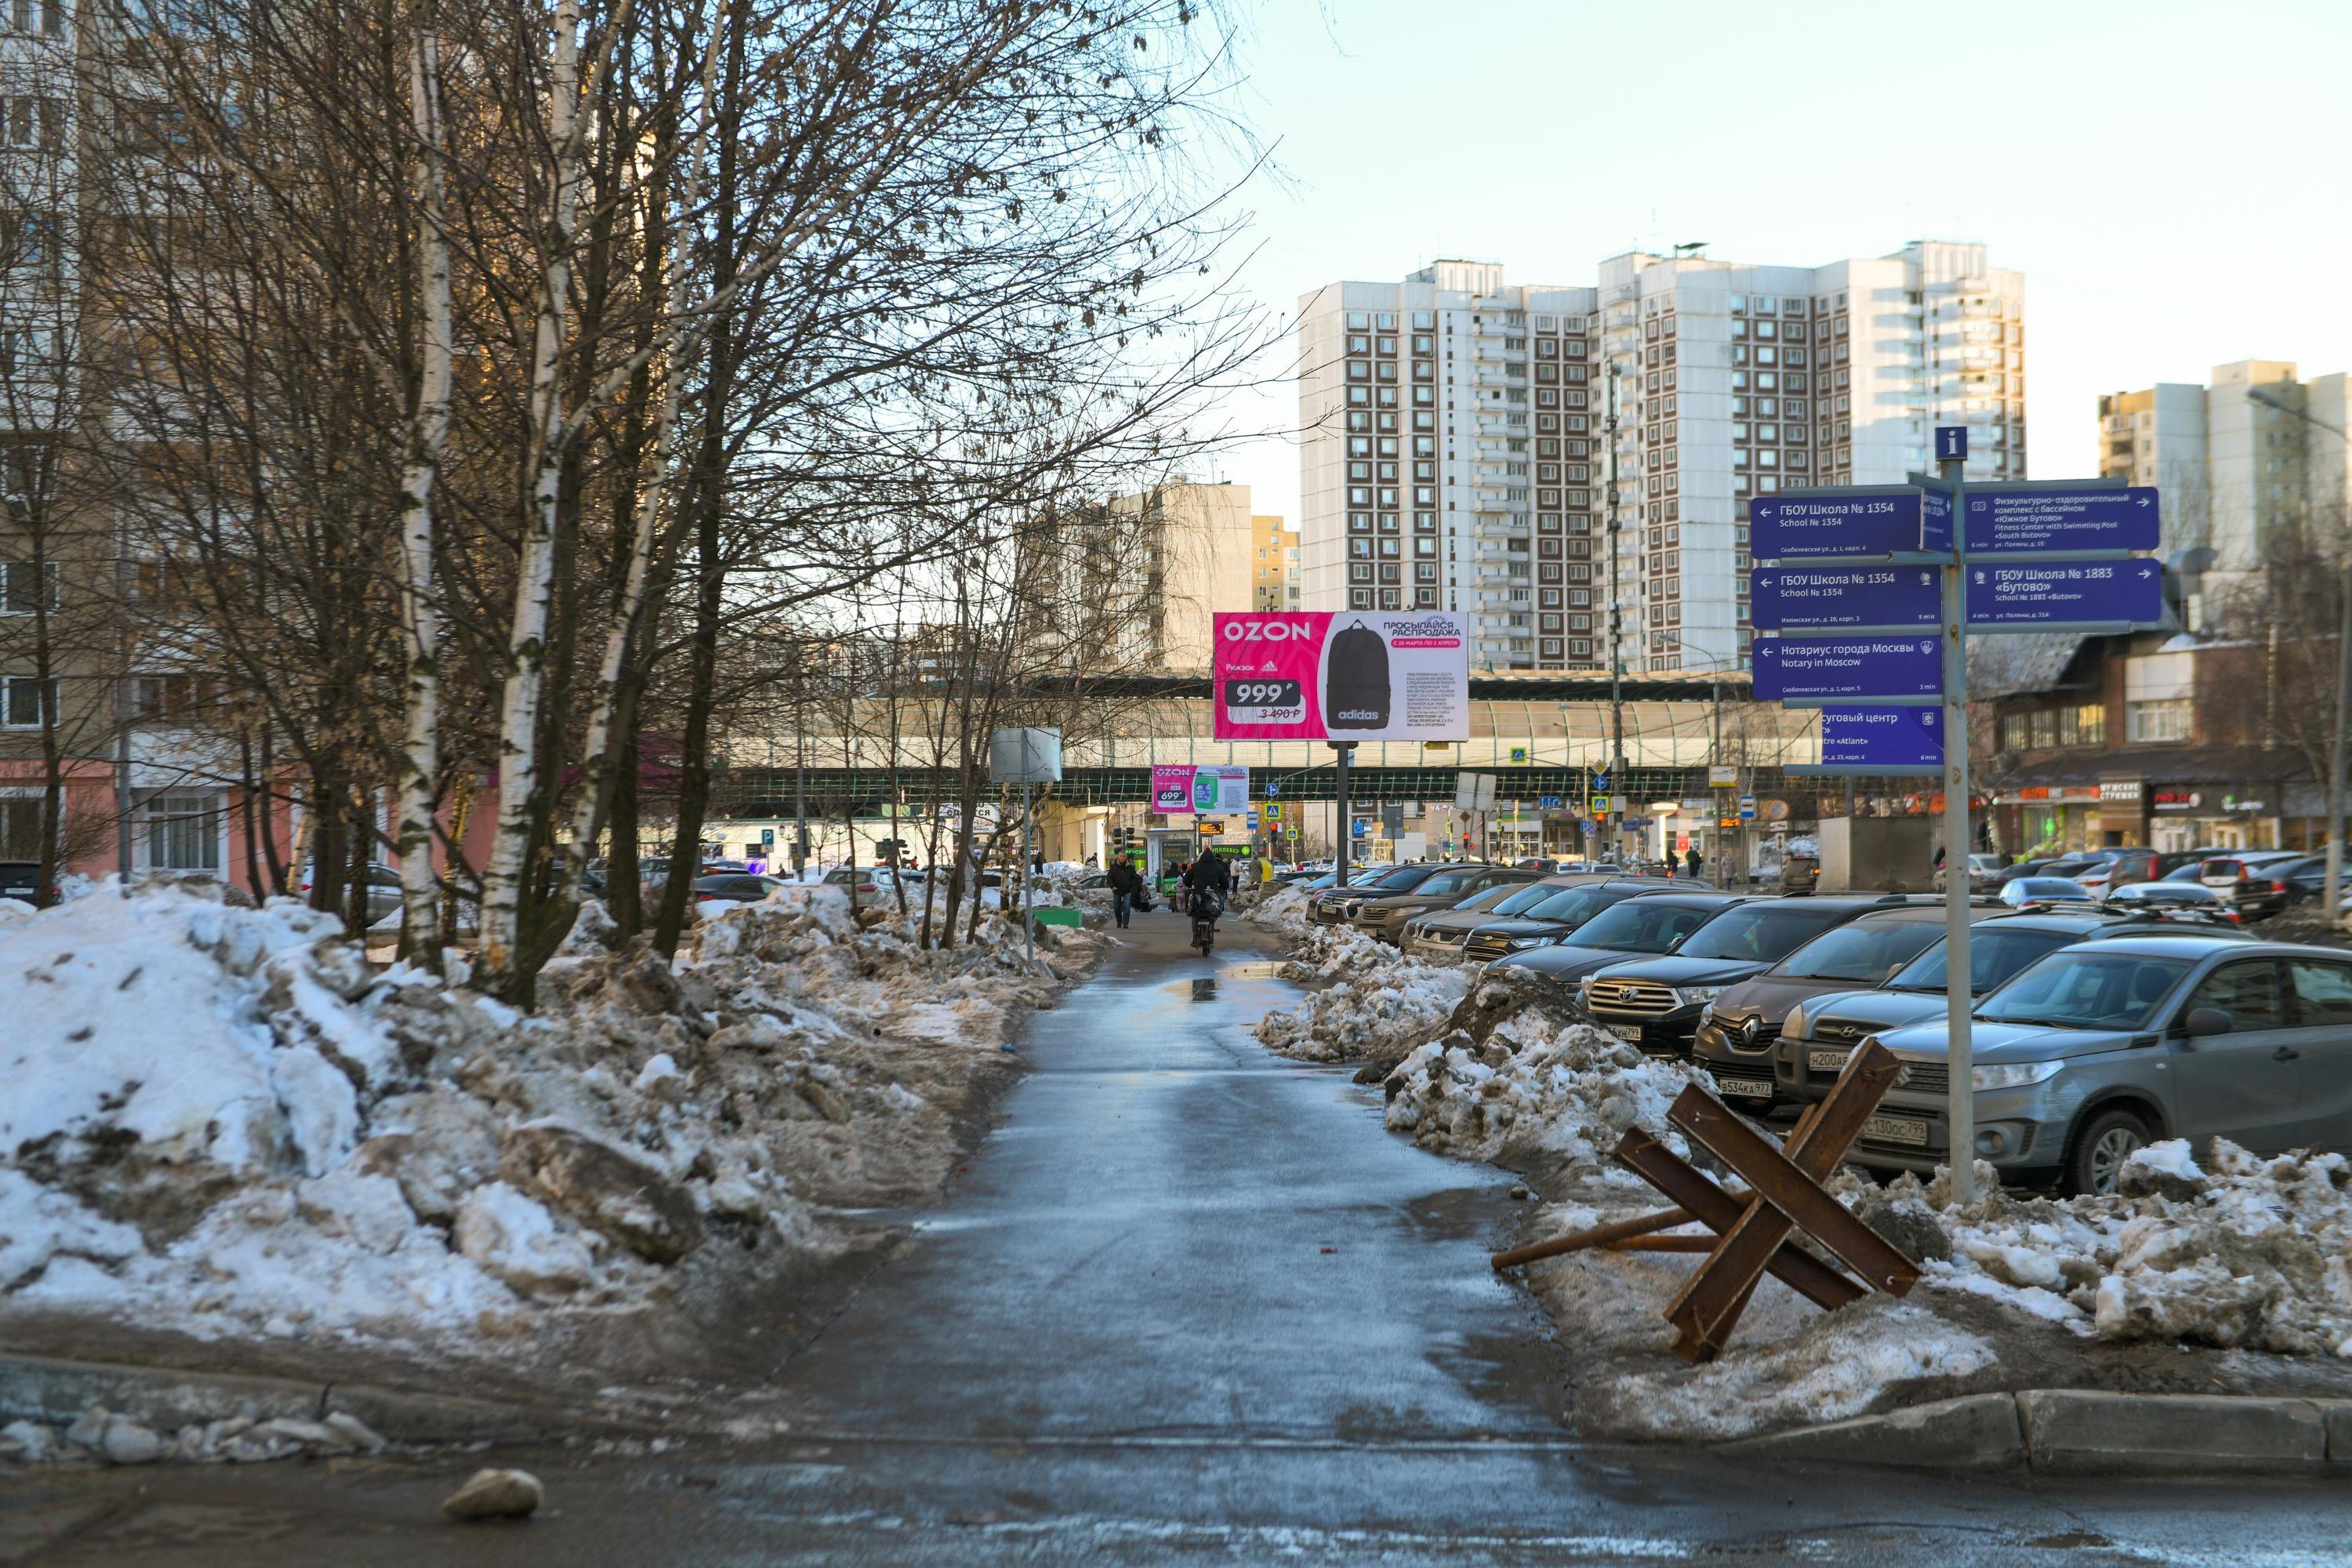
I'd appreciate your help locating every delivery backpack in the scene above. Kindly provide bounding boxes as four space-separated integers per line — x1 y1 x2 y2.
1323 619 1391 730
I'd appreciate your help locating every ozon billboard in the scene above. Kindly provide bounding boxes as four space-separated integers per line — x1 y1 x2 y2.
1210 611 1469 742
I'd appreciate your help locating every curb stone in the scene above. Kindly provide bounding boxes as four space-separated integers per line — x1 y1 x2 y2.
1719 1390 2347 1476
0 1352 625 1447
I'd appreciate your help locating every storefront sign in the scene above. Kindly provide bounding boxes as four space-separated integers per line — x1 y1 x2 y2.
2152 788 2201 811
2099 780 2144 803
1210 612 1469 742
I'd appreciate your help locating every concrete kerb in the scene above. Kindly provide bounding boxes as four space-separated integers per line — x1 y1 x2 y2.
0 1352 630 1447
1718 1389 2352 1476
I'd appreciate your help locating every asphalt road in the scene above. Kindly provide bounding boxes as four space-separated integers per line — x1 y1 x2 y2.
9 909 2352 1565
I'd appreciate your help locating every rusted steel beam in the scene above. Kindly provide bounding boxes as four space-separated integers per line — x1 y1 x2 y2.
1611 1127 1864 1312
1490 1207 1691 1271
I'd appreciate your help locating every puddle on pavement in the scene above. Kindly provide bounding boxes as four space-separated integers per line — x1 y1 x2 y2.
1219 961 1283 979
1189 978 1219 1002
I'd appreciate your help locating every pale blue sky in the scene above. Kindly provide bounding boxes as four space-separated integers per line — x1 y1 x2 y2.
1200 0 2352 524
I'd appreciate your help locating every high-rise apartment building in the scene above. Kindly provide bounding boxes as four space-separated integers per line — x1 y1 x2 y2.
1096 480 1258 670
1250 512 1298 612
1298 242 2027 672
2097 360 2351 594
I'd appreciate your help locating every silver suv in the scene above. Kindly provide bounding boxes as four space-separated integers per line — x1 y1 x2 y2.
1860 936 2352 1195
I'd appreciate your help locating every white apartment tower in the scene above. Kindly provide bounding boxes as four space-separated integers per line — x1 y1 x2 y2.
1299 242 2027 672
2098 360 2352 588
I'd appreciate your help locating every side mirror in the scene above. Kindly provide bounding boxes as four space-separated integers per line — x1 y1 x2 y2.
2183 1007 2232 1038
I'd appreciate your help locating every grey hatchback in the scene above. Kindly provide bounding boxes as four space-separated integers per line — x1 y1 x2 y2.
1859 937 2352 1195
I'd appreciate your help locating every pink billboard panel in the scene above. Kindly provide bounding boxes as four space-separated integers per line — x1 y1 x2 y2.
1210 611 1468 742
1150 764 1196 813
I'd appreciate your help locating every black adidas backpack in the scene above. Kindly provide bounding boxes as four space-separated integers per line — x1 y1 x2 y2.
1323 619 1390 729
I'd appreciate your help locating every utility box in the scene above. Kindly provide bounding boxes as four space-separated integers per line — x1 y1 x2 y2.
1818 817 1936 894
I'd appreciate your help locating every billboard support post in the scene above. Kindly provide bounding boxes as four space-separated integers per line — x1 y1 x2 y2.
1332 742 1353 889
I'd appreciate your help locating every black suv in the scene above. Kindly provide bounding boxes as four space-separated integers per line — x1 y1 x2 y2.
1308 862 1438 927
1690 902 1969 1109
1458 877 1690 963
1772 904 2257 1107
1489 891 1760 992
1579 895 1922 1062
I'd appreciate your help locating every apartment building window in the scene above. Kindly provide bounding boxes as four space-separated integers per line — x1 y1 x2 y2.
3 97 63 149
0 561 57 613
2056 702 2105 747
0 674 54 728
2127 698 2191 744
141 792 223 872
127 673 221 720
7 0 64 36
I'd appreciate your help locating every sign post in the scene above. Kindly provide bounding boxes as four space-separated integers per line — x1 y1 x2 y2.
1936 441 1975 1207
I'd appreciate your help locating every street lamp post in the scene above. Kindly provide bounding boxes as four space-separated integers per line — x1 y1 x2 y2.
2247 387 2351 917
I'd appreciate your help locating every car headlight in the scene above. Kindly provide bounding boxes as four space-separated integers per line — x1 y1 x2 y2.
1675 985 1726 1007
1576 976 1595 1001
1506 935 1553 949
1971 1060 2064 1091
1783 1004 1809 1039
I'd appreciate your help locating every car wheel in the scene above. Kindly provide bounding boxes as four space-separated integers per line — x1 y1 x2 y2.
2065 1107 2151 1197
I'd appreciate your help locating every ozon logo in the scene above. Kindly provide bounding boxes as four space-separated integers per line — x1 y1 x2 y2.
1223 620 1315 643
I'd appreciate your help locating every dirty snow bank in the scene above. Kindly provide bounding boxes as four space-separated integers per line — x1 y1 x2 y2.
1916 1140 2352 1356
1377 967 1702 1168
1243 883 1311 940
1250 924 1471 1064
0 882 1106 1371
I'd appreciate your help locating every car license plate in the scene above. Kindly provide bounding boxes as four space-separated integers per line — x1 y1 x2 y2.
1862 1114 1930 1147
1608 1024 1645 1043
1809 1047 1854 1073
1715 1076 1773 1099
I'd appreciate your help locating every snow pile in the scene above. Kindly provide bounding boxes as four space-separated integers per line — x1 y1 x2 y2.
1378 967 1702 1166
1243 883 1311 939
1915 1139 2352 1356
1251 925 1471 1064
0 880 1104 1357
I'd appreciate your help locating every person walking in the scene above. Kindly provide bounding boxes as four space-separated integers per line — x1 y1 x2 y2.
1683 844 1701 880
1106 858 1142 930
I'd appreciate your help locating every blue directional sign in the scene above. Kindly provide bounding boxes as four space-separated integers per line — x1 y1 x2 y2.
1936 426 1969 462
1751 490 1935 561
1750 565 1940 631
1921 488 1952 552
1967 560 2163 627
1751 635 1943 703
1963 486 2159 554
1820 706 1944 770
1537 795 1562 810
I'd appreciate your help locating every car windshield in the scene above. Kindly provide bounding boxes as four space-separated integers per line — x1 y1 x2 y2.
1517 883 1635 925
1767 919 1944 981
1558 899 1715 953
1676 904 1851 963
1357 864 1435 891
1414 869 1480 896
1475 881 1556 916
2013 878 2089 898
1891 927 2082 994
697 876 770 898
1976 953 2196 1029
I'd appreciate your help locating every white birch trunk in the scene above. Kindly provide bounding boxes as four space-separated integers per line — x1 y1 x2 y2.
394 20 453 959
479 0 585 981
557 12 724 895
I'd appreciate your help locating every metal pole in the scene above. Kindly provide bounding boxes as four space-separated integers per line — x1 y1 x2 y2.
793 662 808 880
1022 774 1034 964
1333 742 1352 887
1941 451 1976 1207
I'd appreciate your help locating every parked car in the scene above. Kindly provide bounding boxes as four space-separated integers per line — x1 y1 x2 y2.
1402 877 1573 959
0 861 58 907
299 862 404 924
696 873 786 909
1312 862 1443 927
818 866 896 907
1455 877 1689 963
1577 895 1924 1062
1352 863 1537 944
1994 858 2061 887
1999 876 2096 908
1690 903 1967 1109
2092 848 2208 895
2198 851 2304 919
1488 890 1757 989
1858 936 2352 1194
2104 880 2239 920
1778 853 1820 893
1773 905 2256 1109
